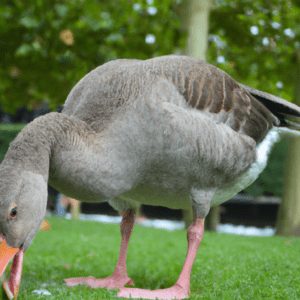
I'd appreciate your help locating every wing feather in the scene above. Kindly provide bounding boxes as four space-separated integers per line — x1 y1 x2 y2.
148 55 277 143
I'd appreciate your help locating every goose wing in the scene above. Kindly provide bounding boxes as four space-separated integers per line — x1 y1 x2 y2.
147 56 277 143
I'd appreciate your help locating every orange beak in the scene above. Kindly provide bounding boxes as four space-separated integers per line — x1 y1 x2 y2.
0 240 22 299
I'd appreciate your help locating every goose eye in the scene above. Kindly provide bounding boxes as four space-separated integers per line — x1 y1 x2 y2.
10 207 17 218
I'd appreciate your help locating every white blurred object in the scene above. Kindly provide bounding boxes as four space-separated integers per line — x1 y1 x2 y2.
217 224 275 236
262 37 269 46
80 213 122 224
133 3 142 11
217 56 225 64
276 81 284 89
145 34 156 44
271 21 281 29
65 213 275 236
147 6 157 15
284 28 295 38
32 289 51 296
250 26 259 35
141 219 185 231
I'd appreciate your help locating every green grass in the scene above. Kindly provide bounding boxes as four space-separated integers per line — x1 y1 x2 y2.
8 217 300 300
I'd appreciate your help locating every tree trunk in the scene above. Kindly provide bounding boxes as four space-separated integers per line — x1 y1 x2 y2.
276 54 300 237
180 0 219 231
181 0 211 60
276 138 300 236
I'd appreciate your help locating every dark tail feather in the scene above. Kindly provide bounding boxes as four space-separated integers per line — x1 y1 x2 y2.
240 84 300 129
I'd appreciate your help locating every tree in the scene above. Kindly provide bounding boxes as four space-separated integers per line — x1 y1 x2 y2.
276 56 300 236
0 0 185 113
181 0 211 60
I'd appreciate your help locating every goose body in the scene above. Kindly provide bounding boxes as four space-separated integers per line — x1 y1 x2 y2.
1 55 300 299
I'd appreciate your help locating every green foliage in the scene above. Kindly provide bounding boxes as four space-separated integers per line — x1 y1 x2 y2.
244 139 288 197
0 124 24 162
0 0 186 113
208 0 300 102
13 217 300 299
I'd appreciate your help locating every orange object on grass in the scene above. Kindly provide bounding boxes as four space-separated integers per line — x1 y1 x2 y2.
40 219 51 231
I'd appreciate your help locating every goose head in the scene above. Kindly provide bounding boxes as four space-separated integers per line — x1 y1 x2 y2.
0 167 47 298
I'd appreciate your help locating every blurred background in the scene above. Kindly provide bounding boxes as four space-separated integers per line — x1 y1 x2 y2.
1 0 300 236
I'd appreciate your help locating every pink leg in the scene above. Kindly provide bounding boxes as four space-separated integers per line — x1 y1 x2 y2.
64 209 135 289
118 216 205 300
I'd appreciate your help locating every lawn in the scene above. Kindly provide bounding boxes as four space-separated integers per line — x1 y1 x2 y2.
7 217 300 300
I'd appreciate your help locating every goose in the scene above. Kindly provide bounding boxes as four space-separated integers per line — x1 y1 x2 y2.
0 55 300 300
